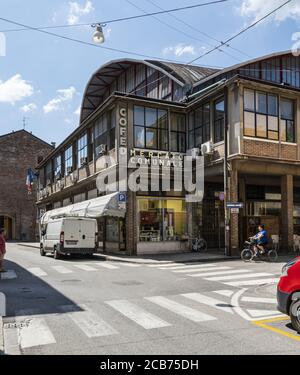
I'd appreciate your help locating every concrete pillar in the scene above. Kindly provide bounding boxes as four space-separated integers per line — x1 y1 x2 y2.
281 174 294 252
229 168 239 255
126 190 137 256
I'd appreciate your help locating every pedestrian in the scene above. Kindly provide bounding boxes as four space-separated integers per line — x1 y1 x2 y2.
0 228 6 272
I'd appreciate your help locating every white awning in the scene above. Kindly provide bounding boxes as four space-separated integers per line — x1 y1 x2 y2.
41 192 125 224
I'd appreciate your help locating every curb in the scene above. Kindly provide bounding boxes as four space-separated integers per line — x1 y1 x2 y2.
0 292 6 355
17 243 39 249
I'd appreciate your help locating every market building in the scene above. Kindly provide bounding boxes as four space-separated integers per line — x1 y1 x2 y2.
0 129 53 241
36 51 300 255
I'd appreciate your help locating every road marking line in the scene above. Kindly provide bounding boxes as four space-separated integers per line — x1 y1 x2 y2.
230 288 252 321
247 309 282 318
94 263 119 270
3 325 21 355
213 290 234 297
181 293 234 314
225 278 279 286
188 268 244 277
166 264 218 271
145 296 216 322
51 266 73 274
241 297 277 304
252 317 300 342
73 264 97 271
13 311 56 349
27 267 47 277
114 263 141 268
106 300 170 329
59 304 118 337
205 272 273 282
1 270 17 280
172 266 222 273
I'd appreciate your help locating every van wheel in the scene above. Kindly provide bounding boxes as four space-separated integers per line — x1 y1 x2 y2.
40 247 46 256
53 247 60 260
290 298 300 333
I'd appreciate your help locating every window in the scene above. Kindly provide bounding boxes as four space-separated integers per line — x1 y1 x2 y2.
108 109 116 150
188 103 210 148
65 145 73 175
45 161 52 184
133 106 168 150
281 98 295 142
243 89 280 140
54 155 62 178
138 198 187 242
213 98 224 143
171 113 186 153
77 134 88 167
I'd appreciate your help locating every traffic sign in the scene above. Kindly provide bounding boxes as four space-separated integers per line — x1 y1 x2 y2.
226 202 243 209
118 193 127 203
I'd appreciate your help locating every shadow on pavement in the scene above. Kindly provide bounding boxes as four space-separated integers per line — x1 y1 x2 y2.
0 260 83 317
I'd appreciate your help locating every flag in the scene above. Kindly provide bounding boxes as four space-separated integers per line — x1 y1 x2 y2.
26 168 34 194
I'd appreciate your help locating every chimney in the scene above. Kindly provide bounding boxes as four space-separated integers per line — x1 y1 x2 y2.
51 142 56 148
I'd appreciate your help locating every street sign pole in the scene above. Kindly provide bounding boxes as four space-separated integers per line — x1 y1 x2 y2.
223 87 230 257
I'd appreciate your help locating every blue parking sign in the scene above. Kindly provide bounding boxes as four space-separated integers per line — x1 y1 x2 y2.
118 193 127 203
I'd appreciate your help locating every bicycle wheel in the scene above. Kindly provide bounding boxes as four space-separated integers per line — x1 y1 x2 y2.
267 249 278 262
241 248 254 262
198 239 207 252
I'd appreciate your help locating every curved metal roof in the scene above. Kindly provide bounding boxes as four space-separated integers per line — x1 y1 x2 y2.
80 58 219 123
192 50 294 90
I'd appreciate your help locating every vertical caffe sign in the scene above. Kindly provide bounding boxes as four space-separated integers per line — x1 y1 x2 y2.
119 106 127 150
118 104 128 191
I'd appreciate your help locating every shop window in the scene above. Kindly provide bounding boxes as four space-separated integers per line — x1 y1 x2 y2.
106 217 119 242
213 98 224 143
188 103 210 149
280 98 295 142
77 133 88 168
134 106 168 150
243 88 280 140
138 198 187 242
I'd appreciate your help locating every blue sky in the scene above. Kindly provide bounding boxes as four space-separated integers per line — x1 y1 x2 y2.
0 0 299 145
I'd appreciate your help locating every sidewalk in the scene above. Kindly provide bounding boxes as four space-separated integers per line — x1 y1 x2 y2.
17 242 237 264
17 242 295 265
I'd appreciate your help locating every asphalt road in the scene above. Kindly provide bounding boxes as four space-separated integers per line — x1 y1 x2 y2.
0 243 299 355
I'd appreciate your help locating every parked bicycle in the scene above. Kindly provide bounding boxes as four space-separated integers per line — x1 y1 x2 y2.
241 237 278 262
190 234 208 253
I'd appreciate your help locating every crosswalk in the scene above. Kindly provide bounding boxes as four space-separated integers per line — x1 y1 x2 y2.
147 262 280 288
3 288 284 353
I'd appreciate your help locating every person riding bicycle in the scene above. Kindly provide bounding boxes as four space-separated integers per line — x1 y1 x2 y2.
252 224 268 255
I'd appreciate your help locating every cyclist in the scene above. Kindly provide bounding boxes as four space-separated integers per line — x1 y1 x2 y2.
252 224 268 256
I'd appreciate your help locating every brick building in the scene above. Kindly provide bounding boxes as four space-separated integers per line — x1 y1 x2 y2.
0 130 53 241
36 51 300 255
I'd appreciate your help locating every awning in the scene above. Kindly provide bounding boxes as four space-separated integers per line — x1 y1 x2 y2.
41 192 125 224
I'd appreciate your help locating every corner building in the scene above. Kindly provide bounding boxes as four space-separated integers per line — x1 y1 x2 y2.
37 52 300 255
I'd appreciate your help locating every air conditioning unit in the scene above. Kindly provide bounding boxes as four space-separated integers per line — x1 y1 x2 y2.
95 144 107 157
67 166 73 174
201 141 214 156
70 171 78 183
187 148 200 159
80 157 88 166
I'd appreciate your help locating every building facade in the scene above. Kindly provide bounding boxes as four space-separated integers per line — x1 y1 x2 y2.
0 130 53 241
36 51 300 255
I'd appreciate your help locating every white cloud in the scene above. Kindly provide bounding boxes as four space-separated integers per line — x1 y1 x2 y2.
163 44 196 57
20 103 37 113
240 0 300 23
43 86 77 114
74 105 81 116
0 74 33 104
67 1 94 25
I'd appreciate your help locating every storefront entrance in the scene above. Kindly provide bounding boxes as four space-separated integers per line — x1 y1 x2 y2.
0 215 13 240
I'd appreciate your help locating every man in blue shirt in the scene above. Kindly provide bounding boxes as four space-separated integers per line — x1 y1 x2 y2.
253 224 268 255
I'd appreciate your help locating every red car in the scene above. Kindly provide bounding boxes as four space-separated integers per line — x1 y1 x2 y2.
277 257 300 332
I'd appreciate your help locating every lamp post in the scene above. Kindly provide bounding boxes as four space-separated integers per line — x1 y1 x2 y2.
223 86 230 257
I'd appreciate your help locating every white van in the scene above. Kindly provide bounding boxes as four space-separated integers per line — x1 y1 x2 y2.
40 217 98 259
